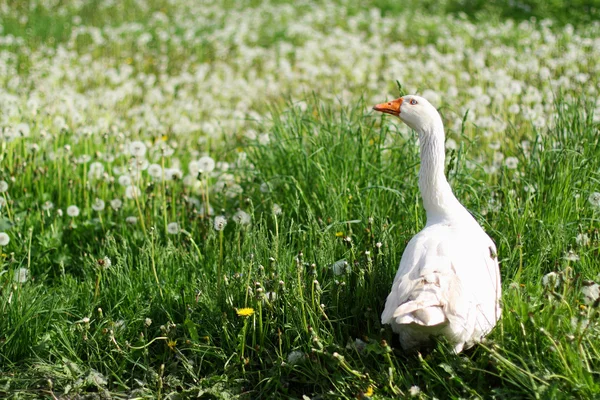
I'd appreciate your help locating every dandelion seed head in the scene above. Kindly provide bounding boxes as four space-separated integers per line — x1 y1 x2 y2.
128 140 147 157
272 204 282 215
0 181 8 193
67 205 80 217
214 215 227 231
233 210 251 225
588 192 600 208
198 156 215 173
110 199 123 210
581 281 600 305
167 222 180 234
126 216 138 224
287 350 304 365
14 267 28 283
542 271 559 289
504 156 519 169
92 198 105 211
0 232 10 246
125 185 141 199
409 386 421 397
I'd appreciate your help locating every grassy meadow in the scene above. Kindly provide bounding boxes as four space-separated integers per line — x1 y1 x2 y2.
1 0 600 398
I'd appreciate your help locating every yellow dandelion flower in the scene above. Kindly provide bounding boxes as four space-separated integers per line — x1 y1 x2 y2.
335 232 344 237
167 339 177 350
580 304 587 310
236 307 255 317
365 386 374 397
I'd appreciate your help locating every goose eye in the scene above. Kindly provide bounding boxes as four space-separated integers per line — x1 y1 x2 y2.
410 99 418 105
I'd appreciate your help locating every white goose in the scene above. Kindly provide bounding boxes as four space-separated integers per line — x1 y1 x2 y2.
373 95 501 353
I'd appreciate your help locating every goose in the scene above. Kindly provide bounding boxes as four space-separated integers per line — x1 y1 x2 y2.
373 95 501 353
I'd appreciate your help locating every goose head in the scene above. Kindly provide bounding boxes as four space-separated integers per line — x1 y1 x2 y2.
373 95 443 135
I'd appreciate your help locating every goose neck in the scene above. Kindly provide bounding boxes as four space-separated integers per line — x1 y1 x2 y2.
417 125 462 219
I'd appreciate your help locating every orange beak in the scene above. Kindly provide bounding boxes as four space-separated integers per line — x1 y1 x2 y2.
373 97 403 117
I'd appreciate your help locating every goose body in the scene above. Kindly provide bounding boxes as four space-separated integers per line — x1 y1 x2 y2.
373 95 501 353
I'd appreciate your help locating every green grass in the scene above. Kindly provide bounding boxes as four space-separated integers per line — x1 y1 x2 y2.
1 97 599 398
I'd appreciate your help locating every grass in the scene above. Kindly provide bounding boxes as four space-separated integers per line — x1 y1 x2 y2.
1 0 600 398
1 97 599 398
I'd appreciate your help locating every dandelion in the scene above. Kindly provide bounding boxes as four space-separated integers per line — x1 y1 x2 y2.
233 210 251 225
42 201 54 211
331 259 348 276
564 250 579 262
272 204 282 215
0 180 8 192
588 192 600 208
88 162 105 180
198 156 215 173
576 233 590 247
110 199 122 210
128 140 147 157
542 271 560 289
67 205 80 217
99 256 112 269
92 198 105 211
581 281 599 305
236 307 255 317
14 267 28 283
409 386 421 397
504 156 519 169
286 350 304 365
145 318 152 327
125 185 141 199
364 386 374 397
118 175 132 187
214 215 227 231
0 232 10 246
167 222 180 234
147 163 163 179
126 216 138 224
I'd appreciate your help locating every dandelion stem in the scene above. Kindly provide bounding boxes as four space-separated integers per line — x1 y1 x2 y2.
150 230 163 299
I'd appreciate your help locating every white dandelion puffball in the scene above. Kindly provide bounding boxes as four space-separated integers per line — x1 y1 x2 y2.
128 140 147 157
0 180 8 192
92 198 105 211
0 197 6 208
198 156 215 173
214 215 227 231
147 163 163 179
409 386 422 397
233 210 251 225
118 175 132 187
67 205 80 217
331 260 348 276
167 222 180 234
287 350 304 365
582 282 600 305
576 233 590 247
42 201 54 211
542 271 560 289
0 232 10 246
564 250 579 262
110 198 123 210
589 192 600 208
125 185 141 199
504 156 519 169
126 216 138 224
14 267 29 283
273 204 282 215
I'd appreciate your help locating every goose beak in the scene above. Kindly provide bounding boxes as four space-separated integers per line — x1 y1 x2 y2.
373 97 403 117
